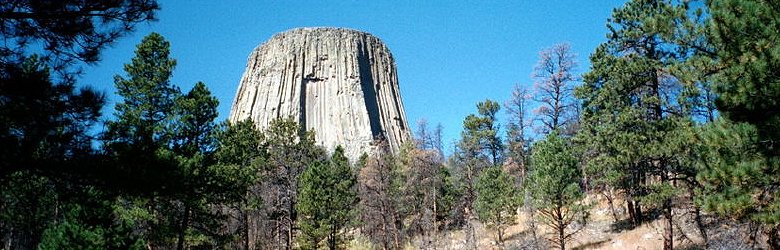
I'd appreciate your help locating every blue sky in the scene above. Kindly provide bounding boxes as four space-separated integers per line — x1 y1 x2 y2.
80 0 627 151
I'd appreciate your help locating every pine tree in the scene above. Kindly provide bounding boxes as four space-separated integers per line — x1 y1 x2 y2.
103 33 237 248
574 1 708 249
698 0 780 247
0 2 157 246
452 99 504 248
456 99 503 209
474 166 521 245
461 99 503 166
527 132 587 250
168 81 230 249
102 32 182 247
213 119 266 249
0 0 159 74
257 118 326 249
107 32 179 150
297 146 357 250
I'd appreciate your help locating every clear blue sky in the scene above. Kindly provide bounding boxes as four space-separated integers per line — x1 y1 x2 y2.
80 0 626 152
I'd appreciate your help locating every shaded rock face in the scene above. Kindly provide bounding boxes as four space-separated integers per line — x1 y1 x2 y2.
230 27 410 161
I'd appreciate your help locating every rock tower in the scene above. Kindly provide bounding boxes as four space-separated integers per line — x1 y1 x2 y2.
229 27 410 161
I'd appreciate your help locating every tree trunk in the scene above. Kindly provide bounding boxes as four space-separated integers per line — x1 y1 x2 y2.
176 205 191 250
627 199 636 224
328 224 337 250
663 198 673 250
603 189 619 223
558 207 565 250
634 200 643 224
661 169 673 250
497 213 504 244
243 211 250 250
287 219 293 250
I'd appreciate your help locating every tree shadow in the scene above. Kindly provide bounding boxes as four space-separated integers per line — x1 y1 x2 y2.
609 218 638 233
572 239 610 250
609 208 662 233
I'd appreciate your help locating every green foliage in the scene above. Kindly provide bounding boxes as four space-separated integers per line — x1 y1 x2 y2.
0 55 104 180
39 205 108 250
297 146 358 249
0 56 108 249
528 132 588 250
431 162 460 229
462 99 503 165
214 119 265 204
474 166 521 243
0 0 159 72
171 82 218 155
102 32 182 197
575 2 706 236
256 118 326 249
709 0 780 141
0 172 57 247
696 119 780 224
99 32 250 249
1 2 165 249
697 0 780 246
106 32 179 150
453 99 505 226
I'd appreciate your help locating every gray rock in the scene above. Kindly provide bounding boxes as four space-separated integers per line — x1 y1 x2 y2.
230 27 411 161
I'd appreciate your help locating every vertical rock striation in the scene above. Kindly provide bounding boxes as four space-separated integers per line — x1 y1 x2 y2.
230 27 410 161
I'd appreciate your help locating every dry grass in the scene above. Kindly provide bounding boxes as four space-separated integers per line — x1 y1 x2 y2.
349 193 762 249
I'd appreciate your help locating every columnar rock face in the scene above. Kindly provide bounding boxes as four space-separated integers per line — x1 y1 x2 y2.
230 27 410 161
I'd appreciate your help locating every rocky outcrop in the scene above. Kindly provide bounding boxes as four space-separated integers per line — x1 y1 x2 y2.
229 27 410 161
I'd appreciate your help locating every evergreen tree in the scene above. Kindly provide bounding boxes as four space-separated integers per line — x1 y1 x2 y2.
698 0 780 247
455 99 503 208
257 118 326 249
213 119 266 249
105 32 179 152
0 56 108 249
103 33 238 249
575 1 708 249
297 146 358 250
461 99 503 166
168 82 230 249
0 0 159 75
709 0 780 138
0 2 157 247
528 132 588 250
474 166 520 245
452 99 504 248
101 32 182 247
0 55 104 180
696 119 779 247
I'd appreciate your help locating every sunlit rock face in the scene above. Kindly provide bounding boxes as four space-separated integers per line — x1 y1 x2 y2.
230 27 410 161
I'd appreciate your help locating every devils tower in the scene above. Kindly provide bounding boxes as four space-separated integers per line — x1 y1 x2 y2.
229 27 410 160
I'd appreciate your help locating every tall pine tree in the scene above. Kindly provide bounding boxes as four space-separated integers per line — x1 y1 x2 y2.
528 132 587 250
697 0 780 248
575 1 709 249
297 146 357 250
